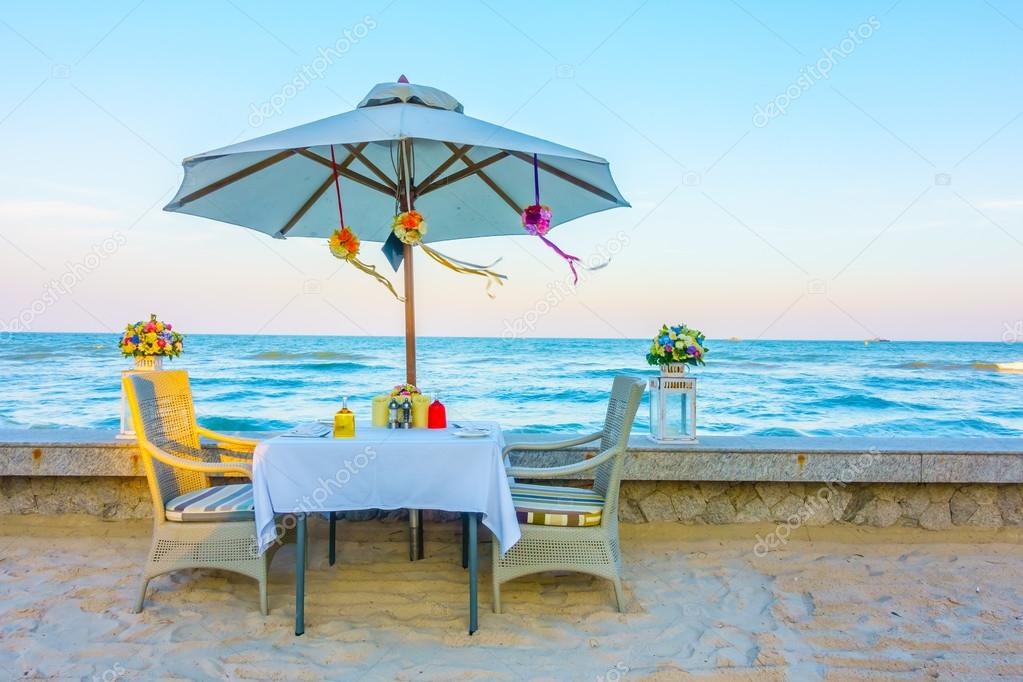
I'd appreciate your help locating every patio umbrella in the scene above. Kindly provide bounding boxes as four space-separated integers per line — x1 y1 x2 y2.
165 77 630 385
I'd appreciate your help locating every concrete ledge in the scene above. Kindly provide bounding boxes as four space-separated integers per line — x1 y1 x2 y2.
3 429 1023 484
3 430 1023 528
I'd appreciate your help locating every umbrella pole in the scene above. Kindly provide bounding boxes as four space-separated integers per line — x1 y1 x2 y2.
403 242 416 386
400 138 424 561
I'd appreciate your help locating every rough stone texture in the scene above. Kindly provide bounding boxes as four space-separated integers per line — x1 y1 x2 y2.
3 476 1023 529
616 482 1023 530
950 490 980 525
919 502 953 530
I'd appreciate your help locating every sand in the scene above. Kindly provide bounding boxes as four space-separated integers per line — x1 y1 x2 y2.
1 516 1022 681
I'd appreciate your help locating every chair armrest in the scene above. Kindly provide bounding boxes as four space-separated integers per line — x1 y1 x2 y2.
196 426 259 452
141 441 253 477
502 431 602 457
506 446 621 479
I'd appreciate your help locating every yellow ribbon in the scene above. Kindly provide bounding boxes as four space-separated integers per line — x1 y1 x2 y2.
420 244 507 299
348 256 405 302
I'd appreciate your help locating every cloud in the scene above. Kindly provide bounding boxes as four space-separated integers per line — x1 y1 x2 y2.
0 200 118 225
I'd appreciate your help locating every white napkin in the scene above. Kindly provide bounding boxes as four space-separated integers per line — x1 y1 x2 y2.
281 422 332 438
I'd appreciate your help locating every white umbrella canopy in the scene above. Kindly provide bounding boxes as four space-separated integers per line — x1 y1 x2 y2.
165 80 629 243
164 78 630 385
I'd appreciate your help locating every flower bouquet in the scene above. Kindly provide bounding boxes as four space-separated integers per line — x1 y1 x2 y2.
120 314 183 359
646 323 707 372
390 383 421 398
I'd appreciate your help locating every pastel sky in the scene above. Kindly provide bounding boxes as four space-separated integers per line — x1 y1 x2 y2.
0 1 1021 341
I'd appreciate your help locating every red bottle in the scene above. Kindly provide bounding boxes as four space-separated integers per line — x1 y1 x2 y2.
428 397 447 429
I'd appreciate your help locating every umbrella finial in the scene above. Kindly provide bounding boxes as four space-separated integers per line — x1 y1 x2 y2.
397 74 409 83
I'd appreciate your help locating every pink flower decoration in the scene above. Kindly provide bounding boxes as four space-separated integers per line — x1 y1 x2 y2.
521 204 552 236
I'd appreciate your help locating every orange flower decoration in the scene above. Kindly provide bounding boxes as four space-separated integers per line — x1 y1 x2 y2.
329 227 360 259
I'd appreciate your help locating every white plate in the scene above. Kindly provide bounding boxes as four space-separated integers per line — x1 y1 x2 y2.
452 428 490 438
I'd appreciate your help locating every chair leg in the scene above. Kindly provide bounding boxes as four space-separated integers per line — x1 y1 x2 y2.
612 575 627 613
133 574 151 614
491 543 502 614
329 511 337 566
259 577 269 616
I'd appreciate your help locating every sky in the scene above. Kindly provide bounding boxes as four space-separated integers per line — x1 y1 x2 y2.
0 0 1021 342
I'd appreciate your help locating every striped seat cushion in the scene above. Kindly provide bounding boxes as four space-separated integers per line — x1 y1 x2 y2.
165 484 254 522
511 482 604 527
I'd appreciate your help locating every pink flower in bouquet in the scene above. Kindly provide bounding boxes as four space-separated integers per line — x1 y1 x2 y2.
521 204 552 236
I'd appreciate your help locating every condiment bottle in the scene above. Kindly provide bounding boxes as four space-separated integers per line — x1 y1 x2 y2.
428 395 447 429
333 396 355 438
387 397 400 429
401 397 412 428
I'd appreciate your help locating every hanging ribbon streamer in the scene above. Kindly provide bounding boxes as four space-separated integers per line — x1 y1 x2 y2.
392 210 507 298
327 146 404 301
521 153 608 285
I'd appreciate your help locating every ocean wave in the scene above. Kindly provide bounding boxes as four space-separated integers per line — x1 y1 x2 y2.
197 416 292 431
894 360 1023 372
248 350 368 362
815 394 906 410
748 426 808 437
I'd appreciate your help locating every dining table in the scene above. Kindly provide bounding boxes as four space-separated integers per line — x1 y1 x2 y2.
251 421 520 635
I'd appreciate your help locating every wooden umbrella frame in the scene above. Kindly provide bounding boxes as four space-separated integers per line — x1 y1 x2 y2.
170 138 617 386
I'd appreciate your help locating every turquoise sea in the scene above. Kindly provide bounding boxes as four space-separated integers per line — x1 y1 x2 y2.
0 334 1021 436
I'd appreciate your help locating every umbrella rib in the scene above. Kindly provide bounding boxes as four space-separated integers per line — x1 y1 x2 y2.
441 142 521 216
414 144 473 192
507 150 619 203
276 173 336 238
297 148 395 197
417 151 508 196
342 143 397 191
170 149 297 208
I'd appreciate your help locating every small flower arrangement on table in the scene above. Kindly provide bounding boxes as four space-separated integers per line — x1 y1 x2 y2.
646 323 707 370
119 314 183 359
390 383 421 398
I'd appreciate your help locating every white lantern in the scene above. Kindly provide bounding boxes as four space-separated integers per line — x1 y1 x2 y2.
648 364 697 443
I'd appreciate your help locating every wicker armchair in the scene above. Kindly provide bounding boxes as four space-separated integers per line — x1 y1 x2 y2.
493 375 645 613
123 370 284 615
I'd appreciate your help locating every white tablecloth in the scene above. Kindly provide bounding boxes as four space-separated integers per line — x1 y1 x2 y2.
252 422 520 555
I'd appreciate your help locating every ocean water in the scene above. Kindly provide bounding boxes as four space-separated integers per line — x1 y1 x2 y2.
0 334 1021 437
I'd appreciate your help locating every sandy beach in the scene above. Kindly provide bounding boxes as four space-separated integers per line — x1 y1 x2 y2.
1 517 1022 681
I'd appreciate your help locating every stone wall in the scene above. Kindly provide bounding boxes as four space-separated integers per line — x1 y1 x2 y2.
619 481 1023 529
4 475 1022 529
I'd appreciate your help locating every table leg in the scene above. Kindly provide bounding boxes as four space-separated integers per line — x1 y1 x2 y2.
328 511 336 566
408 509 424 561
468 512 478 635
461 512 469 569
295 513 306 636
